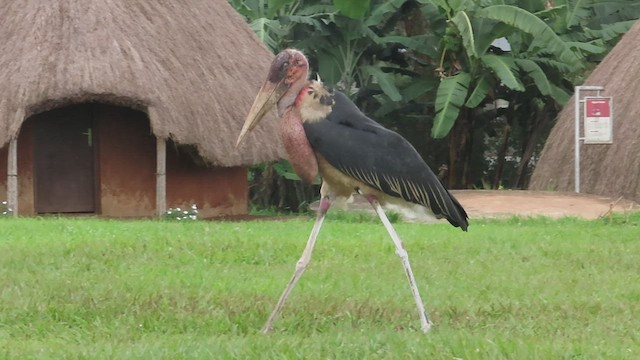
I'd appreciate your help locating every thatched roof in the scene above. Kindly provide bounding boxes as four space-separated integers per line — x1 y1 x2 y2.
0 0 285 166
529 20 640 201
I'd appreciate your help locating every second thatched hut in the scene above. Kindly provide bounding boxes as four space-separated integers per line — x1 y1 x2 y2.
529 20 640 203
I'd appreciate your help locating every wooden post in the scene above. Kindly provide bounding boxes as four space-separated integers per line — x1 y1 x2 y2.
156 137 166 218
7 138 18 216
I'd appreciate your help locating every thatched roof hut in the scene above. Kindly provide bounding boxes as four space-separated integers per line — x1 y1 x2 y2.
529 20 640 202
0 0 285 217
0 0 283 165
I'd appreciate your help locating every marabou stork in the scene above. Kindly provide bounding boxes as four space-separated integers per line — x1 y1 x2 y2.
236 49 468 334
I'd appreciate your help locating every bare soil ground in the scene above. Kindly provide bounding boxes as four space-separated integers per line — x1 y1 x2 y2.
303 190 639 222
214 190 638 222
450 190 639 220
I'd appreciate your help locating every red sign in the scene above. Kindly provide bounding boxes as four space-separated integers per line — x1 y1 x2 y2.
585 98 611 117
583 97 613 144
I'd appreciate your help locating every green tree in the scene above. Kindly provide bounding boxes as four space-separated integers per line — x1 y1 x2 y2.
229 0 639 210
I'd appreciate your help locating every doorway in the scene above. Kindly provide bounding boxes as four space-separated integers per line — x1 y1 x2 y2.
33 104 97 213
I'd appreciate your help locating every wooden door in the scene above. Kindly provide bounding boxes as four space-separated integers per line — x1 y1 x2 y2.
34 105 97 213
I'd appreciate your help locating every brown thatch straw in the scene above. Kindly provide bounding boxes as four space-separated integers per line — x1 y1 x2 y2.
529 20 640 202
0 0 285 166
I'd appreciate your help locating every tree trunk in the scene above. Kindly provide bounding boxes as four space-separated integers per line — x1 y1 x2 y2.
493 120 512 189
448 108 473 188
515 102 555 188
461 114 474 188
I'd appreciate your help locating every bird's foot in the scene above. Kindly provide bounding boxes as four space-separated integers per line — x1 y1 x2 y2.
421 320 432 334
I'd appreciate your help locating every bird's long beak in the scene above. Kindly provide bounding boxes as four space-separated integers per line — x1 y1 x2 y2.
236 78 288 147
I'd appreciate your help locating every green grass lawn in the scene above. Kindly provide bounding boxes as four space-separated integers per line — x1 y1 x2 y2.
0 213 639 359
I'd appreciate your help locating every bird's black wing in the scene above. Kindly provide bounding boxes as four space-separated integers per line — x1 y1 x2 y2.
303 91 468 230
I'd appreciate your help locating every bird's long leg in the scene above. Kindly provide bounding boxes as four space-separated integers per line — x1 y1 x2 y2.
262 196 331 334
363 194 431 333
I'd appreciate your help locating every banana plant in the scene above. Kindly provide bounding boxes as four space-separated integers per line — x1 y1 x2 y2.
430 2 591 139
230 0 639 195
229 0 338 51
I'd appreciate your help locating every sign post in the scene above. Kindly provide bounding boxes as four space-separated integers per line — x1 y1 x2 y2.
574 86 613 193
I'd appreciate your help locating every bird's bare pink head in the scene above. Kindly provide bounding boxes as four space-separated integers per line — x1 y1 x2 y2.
236 49 309 147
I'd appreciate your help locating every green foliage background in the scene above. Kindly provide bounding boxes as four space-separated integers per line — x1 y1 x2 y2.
230 0 640 210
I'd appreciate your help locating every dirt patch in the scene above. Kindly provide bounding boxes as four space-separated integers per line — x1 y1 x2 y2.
307 190 639 222
450 190 638 220
206 190 638 222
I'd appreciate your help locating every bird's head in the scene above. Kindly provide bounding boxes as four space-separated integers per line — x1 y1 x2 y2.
295 79 335 123
236 49 309 147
